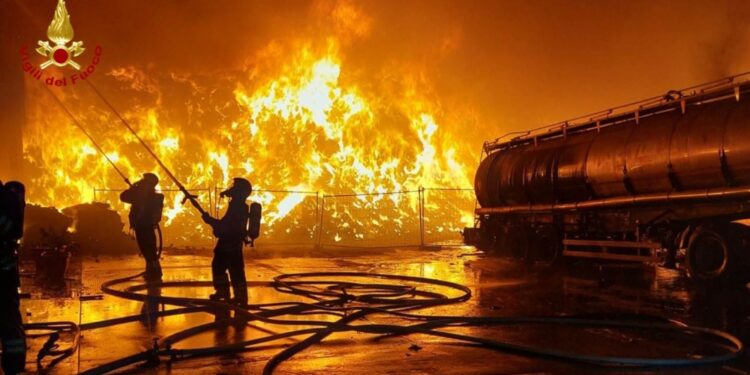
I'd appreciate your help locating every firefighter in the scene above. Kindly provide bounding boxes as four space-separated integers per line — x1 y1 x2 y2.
202 178 251 306
120 173 164 280
0 181 27 374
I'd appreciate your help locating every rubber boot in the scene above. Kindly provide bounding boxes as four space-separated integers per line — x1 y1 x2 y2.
209 291 230 301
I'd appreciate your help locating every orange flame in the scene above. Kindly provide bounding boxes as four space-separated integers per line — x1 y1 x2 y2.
22 3 477 246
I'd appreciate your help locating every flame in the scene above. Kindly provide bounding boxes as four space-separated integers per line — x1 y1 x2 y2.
22 3 477 246
47 0 74 45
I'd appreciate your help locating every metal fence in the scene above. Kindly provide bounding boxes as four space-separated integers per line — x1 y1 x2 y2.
93 186 475 248
422 188 477 245
318 190 423 248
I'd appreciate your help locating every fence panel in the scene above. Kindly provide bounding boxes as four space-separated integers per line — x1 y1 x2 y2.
319 191 422 247
423 188 476 245
95 186 477 248
250 190 319 246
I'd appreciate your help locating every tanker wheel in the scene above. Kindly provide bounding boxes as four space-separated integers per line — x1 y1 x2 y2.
685 225 738 283
505 226 530 259
490 227 509 255
530 225 562 267
473 226 494 253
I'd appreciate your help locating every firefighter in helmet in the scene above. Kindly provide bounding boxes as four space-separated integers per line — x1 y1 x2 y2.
0 181 27 374
202 178 251 306
120 173 164 280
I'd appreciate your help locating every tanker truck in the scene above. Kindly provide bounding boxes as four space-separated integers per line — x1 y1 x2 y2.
465 73 750 283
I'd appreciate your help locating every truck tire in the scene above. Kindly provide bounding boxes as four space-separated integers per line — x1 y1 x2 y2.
725 222 750 283
468 226 493 253
685 225 737 283
505 225 530 258
530 224 562 266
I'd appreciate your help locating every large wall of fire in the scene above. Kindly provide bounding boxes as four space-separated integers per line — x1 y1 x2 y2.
20 2 478 246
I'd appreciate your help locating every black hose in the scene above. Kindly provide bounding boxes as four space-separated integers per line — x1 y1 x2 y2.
25 321 80 370
66 271 743 374
18 269 744 374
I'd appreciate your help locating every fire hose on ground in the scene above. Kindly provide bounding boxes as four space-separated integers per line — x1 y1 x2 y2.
23 270 745 374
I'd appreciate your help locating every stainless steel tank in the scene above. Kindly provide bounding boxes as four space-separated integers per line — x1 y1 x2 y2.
723 99 750 186
622 109 681 195
475 80 750 207
585 121 633 198
556 131 596 202
475 151 502 207
669 100 731 190
524 137 564 204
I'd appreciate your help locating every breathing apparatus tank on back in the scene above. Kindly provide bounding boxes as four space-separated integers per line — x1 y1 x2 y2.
220 178 262 247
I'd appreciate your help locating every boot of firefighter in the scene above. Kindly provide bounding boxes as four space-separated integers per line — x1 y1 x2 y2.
230 296 248 307
145 260 162 281
209 290 230 301
231 281 248 307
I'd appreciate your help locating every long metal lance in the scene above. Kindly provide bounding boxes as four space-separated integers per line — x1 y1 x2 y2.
43 85 132 187
83 79 206 216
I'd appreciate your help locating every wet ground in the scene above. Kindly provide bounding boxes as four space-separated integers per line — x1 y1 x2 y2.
15 246 750 374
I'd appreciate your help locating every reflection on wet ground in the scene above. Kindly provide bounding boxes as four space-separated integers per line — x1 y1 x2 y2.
17 246 750 374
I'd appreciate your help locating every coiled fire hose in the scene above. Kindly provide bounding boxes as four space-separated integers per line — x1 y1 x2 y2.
22 270 744 374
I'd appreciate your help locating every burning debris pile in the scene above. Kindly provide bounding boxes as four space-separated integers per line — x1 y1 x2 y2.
23 203 136 256
62 202 137 255
23 204 72 249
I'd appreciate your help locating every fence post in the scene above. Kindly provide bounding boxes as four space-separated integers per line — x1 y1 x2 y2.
419 186 425 247
208 186 213 218
214 184 219 217
316 195 325 248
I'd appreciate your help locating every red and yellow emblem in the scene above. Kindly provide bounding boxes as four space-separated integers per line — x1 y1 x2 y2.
36 0 85 70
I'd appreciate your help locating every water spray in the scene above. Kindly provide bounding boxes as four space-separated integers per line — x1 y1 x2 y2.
43 86 132 187
45 85 164 257
83 79 206 216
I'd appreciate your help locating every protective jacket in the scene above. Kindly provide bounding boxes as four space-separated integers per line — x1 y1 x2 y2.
204 200 249 246
0 186 23 245
120 188 164 229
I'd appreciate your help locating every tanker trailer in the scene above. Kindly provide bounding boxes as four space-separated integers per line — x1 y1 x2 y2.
465 73 750 283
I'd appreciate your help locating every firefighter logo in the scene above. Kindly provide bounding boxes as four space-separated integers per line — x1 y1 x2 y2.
36 0 85 70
